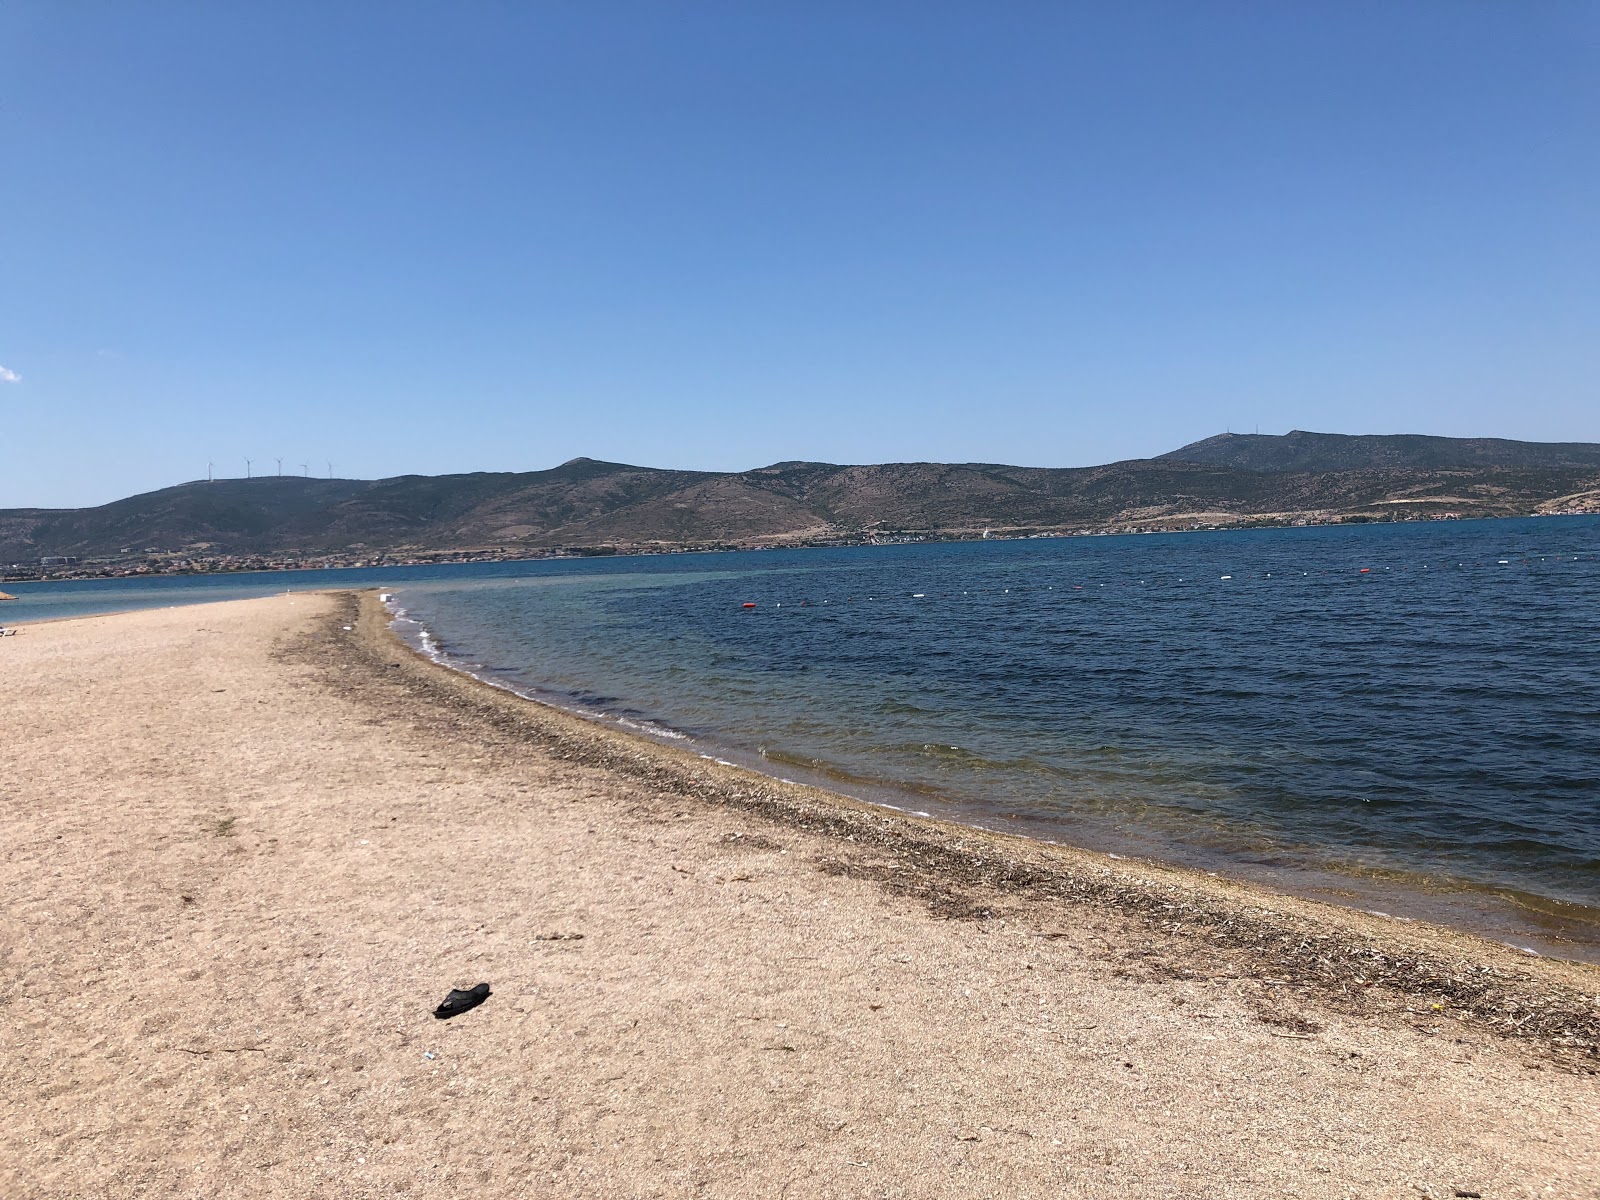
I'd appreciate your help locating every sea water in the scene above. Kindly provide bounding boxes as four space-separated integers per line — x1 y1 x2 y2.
8 517 1599 955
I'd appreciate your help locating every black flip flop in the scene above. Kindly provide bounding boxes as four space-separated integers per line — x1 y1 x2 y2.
433 982 491 1019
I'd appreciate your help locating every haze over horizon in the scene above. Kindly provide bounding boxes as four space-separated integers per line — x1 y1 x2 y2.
3 2 1597 508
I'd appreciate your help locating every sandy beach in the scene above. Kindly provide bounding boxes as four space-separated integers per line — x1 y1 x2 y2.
3 590 1597 1199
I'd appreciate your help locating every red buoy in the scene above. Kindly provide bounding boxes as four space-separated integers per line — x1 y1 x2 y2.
741 602 757 608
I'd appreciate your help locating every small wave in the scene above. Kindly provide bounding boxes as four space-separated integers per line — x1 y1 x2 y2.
615 716 690 741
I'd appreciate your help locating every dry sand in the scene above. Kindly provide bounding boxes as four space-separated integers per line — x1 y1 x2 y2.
3 591 1597 1199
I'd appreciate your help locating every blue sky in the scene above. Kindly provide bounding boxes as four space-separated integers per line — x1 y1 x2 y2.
2 2 1596 507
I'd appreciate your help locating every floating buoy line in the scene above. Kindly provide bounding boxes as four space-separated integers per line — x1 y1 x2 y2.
731 553 1599 610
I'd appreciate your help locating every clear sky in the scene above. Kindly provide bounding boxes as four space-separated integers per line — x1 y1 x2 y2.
2 2 1596 507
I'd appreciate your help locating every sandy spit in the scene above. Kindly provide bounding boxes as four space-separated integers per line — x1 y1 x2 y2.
2 590 1596 1199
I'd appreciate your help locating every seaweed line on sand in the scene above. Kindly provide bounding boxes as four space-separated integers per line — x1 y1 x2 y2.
280 590 1600 1071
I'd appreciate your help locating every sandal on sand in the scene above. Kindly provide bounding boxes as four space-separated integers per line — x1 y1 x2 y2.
433 982 491 1020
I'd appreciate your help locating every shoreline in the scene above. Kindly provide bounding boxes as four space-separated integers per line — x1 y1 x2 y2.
384 591 1600 965
10 580 1600 970
5 589 1597 1196
352 589 1600 1060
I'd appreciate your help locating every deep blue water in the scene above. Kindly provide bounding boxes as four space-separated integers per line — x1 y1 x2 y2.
8 517 1600 952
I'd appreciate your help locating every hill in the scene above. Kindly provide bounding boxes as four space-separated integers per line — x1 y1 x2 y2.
1159 430 1600 473
4 438 1599 569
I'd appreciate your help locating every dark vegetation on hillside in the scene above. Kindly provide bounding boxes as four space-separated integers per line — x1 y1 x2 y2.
1159 430 1600 473
4 432 1598 562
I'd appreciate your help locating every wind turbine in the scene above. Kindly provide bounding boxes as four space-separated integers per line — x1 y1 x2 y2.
245 457 253 479
327 462 334 479
207 461 214 483
300 463 309 477
275 457 283 476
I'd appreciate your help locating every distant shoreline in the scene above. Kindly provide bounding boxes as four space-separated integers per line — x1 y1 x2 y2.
7 507 1596 585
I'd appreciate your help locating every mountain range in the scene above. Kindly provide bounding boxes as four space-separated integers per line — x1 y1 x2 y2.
5 431 1599 564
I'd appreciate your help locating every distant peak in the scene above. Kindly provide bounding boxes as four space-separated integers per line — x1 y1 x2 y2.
751 460 837 473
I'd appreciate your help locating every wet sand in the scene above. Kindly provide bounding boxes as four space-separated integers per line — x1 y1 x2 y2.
2 591 1597 1198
